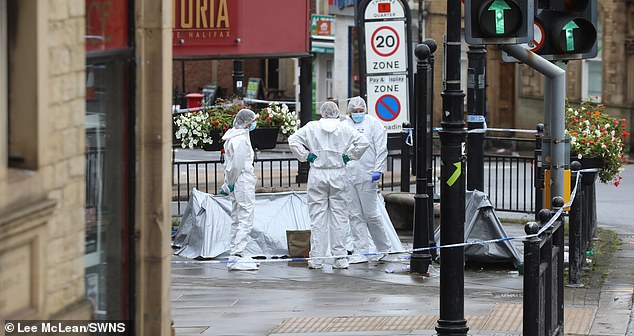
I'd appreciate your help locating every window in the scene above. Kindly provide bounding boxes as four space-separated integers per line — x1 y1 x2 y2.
1 0 7 179
582 16 602 102
6 0 39 169
326 59 333 98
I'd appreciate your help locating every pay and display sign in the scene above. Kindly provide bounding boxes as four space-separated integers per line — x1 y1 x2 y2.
366 75 408 131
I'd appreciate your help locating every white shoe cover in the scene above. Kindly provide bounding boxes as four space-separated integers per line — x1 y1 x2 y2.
333 257 349 269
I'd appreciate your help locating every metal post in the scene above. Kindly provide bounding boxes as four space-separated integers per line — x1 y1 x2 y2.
534 123 545 220
567 161 583 286
411 44 432 274
232 60 244 97
436 0 468 334
466 44 486 192
401 122 411 192
523 221 542 336
552 196 566 334
296 55 313 184
418 0 424 43
501 45 566 205
587 173 598 239
423 39 438 261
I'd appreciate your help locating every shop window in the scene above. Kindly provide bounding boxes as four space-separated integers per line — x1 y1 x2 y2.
84 0 133 321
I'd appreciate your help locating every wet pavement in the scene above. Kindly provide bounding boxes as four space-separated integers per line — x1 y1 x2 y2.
171 165 634 335
171 225 634 335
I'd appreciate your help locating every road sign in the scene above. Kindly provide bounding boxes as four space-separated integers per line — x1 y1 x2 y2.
501 22 545 62
358 0 412 136
365 21 407 74
375 94 401 121
366 74 408 131
364 0 405 19
530 21 545 52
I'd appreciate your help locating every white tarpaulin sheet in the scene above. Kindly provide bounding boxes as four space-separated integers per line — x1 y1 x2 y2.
173 188 404 259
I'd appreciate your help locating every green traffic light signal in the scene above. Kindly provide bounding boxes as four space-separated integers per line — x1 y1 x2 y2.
562 20 579 51
465 0 533 45
489 0 511 34
477 0 521 37
534 0 598 60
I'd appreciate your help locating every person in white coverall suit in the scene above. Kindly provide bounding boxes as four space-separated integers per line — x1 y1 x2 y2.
288 101 369 269
220 109 259 271
343 96 393 264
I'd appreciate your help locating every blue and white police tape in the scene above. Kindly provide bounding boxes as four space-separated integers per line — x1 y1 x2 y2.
172 167 590 266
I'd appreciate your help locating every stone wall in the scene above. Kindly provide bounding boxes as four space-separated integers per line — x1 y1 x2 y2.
0 0 90 319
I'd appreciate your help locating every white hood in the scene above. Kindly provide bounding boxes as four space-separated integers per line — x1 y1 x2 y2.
222 127 248 141
318 118 339 133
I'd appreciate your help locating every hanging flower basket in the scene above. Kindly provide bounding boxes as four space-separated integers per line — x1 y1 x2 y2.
565 100 630 185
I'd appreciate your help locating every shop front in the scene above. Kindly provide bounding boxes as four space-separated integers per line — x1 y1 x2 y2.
85 0 134 321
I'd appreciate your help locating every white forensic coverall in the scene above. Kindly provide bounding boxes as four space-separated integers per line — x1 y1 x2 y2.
221 109 259 271
288 102 369 269
343 98 392 261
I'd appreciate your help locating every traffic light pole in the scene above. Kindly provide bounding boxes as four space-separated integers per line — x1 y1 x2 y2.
500 44 566 202
436 0 468 334
466 45 487 191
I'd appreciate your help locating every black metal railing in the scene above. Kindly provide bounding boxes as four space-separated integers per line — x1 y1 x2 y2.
567 164 600 286
171 130 537 217
523 200 566 336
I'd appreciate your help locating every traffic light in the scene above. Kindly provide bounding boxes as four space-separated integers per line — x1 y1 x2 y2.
534 0 597 60
465 0 534 45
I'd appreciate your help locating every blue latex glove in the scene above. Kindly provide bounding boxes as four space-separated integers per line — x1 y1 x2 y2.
228 184 234 192
371 171 382 182
219 190 229 196
307 153 317 163
342 154 350 165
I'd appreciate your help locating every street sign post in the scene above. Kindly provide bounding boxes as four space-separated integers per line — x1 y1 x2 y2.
357 0 413 134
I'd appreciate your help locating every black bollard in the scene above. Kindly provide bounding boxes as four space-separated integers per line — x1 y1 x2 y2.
410 44 432 274
423 39 438 261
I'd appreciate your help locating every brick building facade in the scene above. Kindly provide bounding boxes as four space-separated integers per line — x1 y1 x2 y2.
1 1 173 334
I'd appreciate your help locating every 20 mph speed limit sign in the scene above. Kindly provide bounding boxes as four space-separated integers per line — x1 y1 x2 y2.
365 21 407 75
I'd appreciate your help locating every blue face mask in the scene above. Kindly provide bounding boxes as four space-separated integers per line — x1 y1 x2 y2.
351 113 365 123
248 123 257 132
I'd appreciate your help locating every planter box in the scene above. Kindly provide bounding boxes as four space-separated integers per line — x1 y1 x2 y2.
250 127 279 150
571 156 603 170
